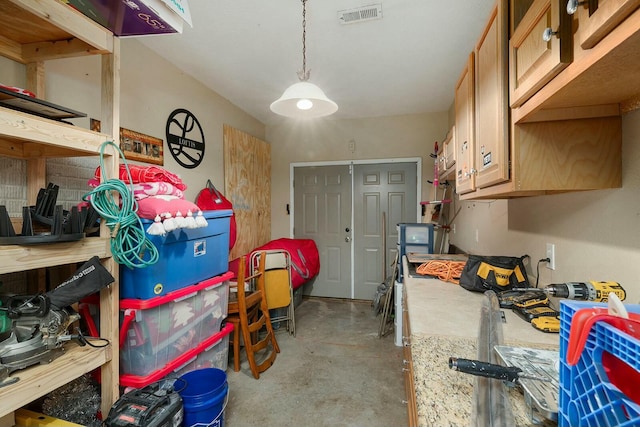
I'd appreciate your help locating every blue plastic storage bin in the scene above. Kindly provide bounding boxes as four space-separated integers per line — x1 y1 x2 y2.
120 210 232 299
396 223 434 279
558 300 640 427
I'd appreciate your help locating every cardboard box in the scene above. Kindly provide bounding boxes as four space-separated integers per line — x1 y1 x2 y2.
61 0 191 37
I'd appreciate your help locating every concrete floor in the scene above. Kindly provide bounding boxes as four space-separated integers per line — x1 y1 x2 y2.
223 297 408 427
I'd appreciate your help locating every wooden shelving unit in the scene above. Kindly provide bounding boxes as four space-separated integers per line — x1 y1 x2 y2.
0 0 121 418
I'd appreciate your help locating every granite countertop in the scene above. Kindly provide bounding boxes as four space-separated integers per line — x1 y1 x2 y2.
403 261 560 427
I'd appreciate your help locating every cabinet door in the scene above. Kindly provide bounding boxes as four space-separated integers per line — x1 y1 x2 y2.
444 126 456 170
509 0 573 107
474 1 510 189
438 127 455 180
437 145 446 178
575 0 640 49
455 53 476 195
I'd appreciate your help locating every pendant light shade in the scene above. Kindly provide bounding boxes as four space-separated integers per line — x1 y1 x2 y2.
270 0 338 119
270 81 338 118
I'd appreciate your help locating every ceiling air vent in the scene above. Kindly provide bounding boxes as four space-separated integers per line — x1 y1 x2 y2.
338 4 383 25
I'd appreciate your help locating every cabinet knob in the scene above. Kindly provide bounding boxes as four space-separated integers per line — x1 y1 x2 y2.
566 0 587 15
542 27 559 42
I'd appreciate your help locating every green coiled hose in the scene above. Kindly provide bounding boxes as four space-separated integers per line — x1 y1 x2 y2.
83 141 159 269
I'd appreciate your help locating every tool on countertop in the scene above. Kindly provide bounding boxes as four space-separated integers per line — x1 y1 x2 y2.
500 282 627 333
450 345 560 423
497 289 548 309
513 305 560 323
449 357 548 382
516 281 626 302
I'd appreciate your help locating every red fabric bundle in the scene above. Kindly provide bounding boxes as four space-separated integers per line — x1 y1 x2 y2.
229 238 320 290
90 164 187 190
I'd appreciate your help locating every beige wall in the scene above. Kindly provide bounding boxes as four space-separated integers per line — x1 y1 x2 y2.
449 108 640 302
1 39 265 203
266 112 449 239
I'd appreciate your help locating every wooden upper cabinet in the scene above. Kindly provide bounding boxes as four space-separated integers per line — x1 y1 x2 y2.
474 0 510 190
437 126 456 180
572 0 640 49
437 144 447 179
455 53 475 195
512 1 640 122
509 0 573 107
443 126 456 171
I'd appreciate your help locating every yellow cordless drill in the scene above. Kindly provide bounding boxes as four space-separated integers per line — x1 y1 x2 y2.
542 281 626 302
508 281 626 333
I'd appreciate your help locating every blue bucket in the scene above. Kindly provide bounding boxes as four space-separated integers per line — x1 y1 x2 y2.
178 368 229 427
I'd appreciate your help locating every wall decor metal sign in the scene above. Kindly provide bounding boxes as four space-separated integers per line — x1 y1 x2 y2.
166 108 205 169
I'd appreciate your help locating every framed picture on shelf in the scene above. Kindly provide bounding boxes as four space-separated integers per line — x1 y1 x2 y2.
119 128 164 165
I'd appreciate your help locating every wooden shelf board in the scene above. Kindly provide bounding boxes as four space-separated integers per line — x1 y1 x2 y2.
0 0 113 63
0 342 111 419
0 107 113 159
0 237 112 274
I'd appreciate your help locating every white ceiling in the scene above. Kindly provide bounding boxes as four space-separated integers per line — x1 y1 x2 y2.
139 1 496 125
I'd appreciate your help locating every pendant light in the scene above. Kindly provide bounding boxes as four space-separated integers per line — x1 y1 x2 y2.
270 0 338 118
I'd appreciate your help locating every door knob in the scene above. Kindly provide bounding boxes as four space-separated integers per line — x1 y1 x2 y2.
345 236 351 242
345 227 350 232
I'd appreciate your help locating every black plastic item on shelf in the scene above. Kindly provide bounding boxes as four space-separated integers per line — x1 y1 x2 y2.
0 182 100 244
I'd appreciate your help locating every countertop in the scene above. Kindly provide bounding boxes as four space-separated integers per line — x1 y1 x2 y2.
403 259 559 426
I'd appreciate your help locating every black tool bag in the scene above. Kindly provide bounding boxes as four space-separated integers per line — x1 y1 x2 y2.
459 254 530 293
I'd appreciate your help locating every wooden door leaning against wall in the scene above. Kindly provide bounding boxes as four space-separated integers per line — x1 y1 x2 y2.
223 124 271 260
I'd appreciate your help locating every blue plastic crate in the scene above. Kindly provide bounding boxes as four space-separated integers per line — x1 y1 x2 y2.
559 300 640 427
120 210 231 299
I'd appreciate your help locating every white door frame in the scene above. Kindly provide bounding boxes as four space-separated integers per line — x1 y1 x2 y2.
289 157 422 298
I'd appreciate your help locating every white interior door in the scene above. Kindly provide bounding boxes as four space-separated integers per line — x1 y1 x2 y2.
293 160 419 300
353 163 417 300
293 165 352 298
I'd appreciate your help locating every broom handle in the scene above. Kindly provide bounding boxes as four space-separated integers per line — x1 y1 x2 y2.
382 211 386 282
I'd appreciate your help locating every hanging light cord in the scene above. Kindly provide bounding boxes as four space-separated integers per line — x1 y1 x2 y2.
83 141 159 269
297 0 310 82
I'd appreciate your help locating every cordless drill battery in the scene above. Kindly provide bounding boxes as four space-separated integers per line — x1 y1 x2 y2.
497 289 547 309
513 304 560 323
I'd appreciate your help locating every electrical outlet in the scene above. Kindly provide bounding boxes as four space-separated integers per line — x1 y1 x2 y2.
452 223 456 234
546 243 555 270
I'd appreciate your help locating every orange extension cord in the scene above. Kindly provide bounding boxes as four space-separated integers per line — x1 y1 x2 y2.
415 260 466 284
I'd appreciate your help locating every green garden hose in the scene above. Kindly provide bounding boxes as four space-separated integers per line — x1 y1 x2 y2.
83 141 159 269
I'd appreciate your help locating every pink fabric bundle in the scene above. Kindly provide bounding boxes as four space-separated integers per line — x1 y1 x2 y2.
131 182 184 200
88 164 206 235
